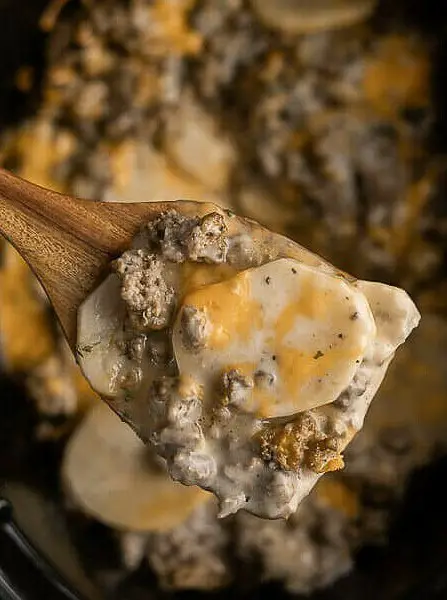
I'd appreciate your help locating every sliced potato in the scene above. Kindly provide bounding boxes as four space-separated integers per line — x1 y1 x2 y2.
77 274 127 398
62 404 211 532
250 0 377 34
174 258 376 417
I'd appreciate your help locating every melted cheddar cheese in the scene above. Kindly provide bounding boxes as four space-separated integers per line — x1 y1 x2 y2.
174 258 376 418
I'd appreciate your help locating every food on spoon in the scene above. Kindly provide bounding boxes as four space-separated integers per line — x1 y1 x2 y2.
77 203 420 519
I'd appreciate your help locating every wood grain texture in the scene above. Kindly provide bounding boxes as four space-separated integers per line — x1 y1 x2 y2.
0 168 169 350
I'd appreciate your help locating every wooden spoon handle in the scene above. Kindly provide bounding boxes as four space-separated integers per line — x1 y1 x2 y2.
0 168 162 349
0 167 144 254
0 168 113 348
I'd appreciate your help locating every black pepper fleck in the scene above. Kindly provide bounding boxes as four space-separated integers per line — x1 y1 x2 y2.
314 350 324 359
265 276 271 285
272 355 277 361
338 333 344 339
292 268 297 274
350 312 359 320
80 341 101 354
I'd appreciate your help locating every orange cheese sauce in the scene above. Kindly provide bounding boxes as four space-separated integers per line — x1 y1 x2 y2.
250 388 278 418
0 245 55 371
272 273 364 405
363 35 430 119
273 342 361 406
178 373 202 398
274 288 329 341
150 0 203 56
135 482 210 533
274 338 361 403
0 243 98 418
181 270 263 349
180 262 368 418
314 478 359 519
180 262 237 295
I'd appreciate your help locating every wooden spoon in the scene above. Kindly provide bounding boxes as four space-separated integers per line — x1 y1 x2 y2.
0 167 169 351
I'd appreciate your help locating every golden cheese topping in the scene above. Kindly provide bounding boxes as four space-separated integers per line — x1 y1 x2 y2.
180 262 237 295
363 35 430 119
173 258 376 417
0 245 55 371
181 271 263 349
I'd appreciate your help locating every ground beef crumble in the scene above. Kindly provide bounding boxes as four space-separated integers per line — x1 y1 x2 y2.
180 305 209 351
147 375 204 458
222 368 253 407
258 412 345 474
147 502 230 591
113 249 175 330
146 210 229 264
186 212 229 263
